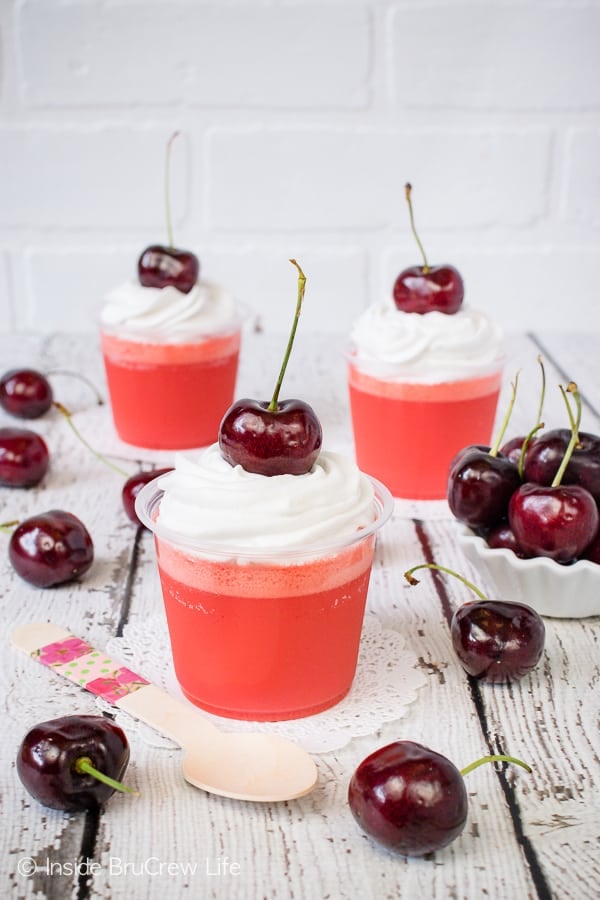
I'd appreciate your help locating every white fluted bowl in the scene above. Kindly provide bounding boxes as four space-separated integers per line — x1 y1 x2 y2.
457 527 600 619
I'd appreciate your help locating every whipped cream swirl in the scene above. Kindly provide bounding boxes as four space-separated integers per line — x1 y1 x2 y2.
350 298 503 383
101 280 238 342
153 444 377 553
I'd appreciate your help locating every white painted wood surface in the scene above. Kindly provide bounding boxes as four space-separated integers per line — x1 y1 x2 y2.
1 330 598 900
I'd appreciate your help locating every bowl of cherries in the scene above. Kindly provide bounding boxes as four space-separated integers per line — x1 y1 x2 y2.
448 378 600 618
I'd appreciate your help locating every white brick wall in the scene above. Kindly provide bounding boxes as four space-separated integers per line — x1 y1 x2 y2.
1 0 599 337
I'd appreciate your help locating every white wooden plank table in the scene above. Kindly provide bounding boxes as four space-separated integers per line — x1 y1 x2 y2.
1 330 598 900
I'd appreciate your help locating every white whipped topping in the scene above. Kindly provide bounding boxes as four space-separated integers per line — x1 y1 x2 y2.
100 280 238 342
153 444 377 552
350 298 504 382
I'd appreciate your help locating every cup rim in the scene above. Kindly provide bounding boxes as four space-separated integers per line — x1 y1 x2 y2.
135 472 394 561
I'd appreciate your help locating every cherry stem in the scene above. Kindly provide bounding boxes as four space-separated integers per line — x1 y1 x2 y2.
552 382 581 487
54 402 130 479
404 563 489 603
0 520 19 533
165 131 180 250
489 372 519 458
517 421 545 479
74 757 139 796
535 355 546 427
268 259 307 412
460 754 532 778
404 183 429 272
45 370 104 406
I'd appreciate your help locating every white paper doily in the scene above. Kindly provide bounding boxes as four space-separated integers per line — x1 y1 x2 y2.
101 613 427 754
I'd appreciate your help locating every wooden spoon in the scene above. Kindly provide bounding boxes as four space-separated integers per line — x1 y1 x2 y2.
11 622 318 803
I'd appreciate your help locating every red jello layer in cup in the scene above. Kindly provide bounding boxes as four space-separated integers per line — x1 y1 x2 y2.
348 364 503 501
154 534 377 721
101 330 240 450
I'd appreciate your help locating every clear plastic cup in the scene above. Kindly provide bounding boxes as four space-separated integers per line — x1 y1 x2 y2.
347 357 504 500
100 325 241 450
136 474 393 721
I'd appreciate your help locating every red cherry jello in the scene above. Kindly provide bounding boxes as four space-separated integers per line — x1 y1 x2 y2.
100 279 241 450
135 445 392 720
347 300 504 500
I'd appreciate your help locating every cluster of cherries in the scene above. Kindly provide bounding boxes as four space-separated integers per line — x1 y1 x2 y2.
448 376 600 566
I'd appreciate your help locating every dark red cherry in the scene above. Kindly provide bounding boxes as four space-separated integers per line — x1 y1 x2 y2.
405 563 545 682
219 399 322 477
9 510 94 587
447 446 521 529
0 368 53 419
509 482 599 563
393 264 464 315
0 427 49 487
523 429 600 506
499 435 526 466
137 244 199 294
122 468 173 525
348 741 468 856
451 600 545 682
393 184 463 315
17 715 131 812
511 384 600 562
348 740 530 857
485 521 528 558
447 376 522 528
137 132 199 294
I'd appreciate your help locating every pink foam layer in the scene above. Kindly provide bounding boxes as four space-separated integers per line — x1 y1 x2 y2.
348 365 503 401
101 329 241 365
154 535 376 598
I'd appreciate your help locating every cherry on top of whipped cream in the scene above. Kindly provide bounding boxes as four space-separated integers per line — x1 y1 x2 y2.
393 183 464 316
137 132 200 295
219 260 322 477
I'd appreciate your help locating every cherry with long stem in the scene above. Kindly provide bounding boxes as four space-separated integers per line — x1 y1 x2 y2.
138 132 199 293
348 739 530 857
218 259 322 476
405 562 546 682
447 374 522 528
393 184 464 315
